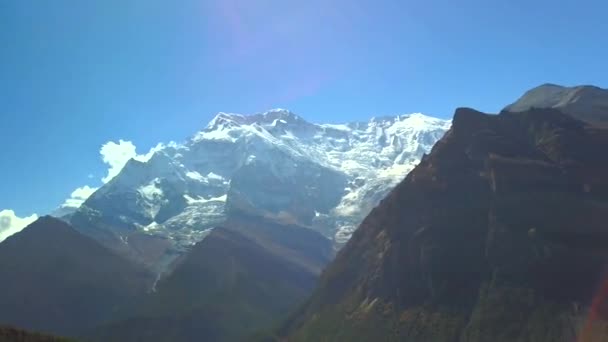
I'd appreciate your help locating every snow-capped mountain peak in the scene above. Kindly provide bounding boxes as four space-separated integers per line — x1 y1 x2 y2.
205 108 303 130
204 112 246 130
70 109 451 270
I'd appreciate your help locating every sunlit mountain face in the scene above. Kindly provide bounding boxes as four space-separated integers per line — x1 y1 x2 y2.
504 84 608 124
68 109 450 272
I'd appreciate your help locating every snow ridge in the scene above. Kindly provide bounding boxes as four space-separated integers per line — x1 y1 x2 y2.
74 109 451 256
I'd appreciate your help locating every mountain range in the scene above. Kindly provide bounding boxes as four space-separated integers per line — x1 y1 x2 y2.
1 83 607 342
67 110 450 273
2 108 452 341
281 84 608 341
0 211 334 341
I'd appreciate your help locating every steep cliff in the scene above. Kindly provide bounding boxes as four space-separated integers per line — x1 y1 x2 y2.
283 107 608 342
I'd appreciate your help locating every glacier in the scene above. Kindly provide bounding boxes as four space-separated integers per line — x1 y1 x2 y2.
69 109 451 269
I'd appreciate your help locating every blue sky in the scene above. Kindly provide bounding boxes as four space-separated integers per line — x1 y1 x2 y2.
1 0 607 218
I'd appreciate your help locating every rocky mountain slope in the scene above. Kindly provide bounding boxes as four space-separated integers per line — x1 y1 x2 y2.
0 208 335 342
504 83 608 123
282 104 608 341
0 217 153 336
69 109 450 271
85 212 334 342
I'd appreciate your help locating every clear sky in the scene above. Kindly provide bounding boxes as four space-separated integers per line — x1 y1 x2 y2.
1 0 607 218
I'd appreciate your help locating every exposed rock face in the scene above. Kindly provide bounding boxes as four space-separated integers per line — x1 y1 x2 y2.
283 107 608 341
0 217 153 337
69 109 450 271
504 83 608 123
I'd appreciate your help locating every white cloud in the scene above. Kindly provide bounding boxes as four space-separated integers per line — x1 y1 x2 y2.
0 210 38 242
100 140 164 183
61 185 99 209
52 140 164 215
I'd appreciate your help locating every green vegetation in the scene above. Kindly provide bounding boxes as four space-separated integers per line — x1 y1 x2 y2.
0 326 73 342
290 300 466 342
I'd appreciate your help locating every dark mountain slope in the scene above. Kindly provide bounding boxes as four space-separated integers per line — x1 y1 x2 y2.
283 107 608 342
87 213 334 342
0 216 153 337
0 326 72 342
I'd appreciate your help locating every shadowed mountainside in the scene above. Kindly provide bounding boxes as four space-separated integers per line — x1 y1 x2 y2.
0 326 73 342
0 217 153 337
86 213 334 342
281 106 608 342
